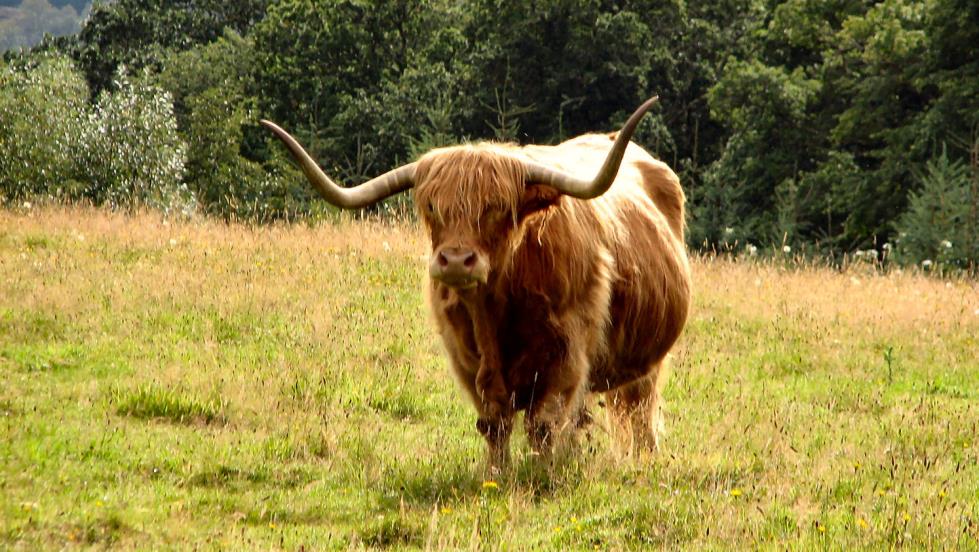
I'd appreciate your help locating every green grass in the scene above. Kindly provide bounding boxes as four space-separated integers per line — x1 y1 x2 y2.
1 206 978 549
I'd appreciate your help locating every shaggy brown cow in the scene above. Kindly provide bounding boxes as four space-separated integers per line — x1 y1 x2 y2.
261 97 691 472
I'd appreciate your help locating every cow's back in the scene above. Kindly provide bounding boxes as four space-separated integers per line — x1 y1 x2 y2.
522 133 685 241
520 134 691 392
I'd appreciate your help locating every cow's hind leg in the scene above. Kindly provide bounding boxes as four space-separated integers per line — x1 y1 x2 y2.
606 359 669 455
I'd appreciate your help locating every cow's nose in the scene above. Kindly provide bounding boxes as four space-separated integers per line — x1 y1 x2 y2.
431 246 484 287
437 247 476 270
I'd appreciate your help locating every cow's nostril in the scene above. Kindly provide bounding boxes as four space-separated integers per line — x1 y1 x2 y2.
462 252 476 268
437 251 449 267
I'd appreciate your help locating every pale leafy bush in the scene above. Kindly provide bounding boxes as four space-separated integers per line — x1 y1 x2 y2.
79 69 193 215
0 56 193 215
0 55 88 199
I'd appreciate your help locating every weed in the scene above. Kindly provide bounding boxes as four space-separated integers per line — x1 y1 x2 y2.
113 384 224 425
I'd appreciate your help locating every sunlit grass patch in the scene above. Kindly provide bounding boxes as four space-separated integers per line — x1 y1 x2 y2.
0 343 83 372
112 384 225 425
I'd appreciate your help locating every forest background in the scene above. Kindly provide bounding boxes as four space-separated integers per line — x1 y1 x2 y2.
1 0 977 271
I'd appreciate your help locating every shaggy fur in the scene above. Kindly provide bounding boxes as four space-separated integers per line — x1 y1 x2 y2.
413 133 691 471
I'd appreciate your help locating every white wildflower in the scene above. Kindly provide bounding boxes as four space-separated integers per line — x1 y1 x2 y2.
76 234 85 242
724 227 734 235
746 244 758 256
922 259 933 268
941 240 952 249
22 201 32 209
782 245 791 254
169 238 177 247
882 243 891 251
382 241 392 252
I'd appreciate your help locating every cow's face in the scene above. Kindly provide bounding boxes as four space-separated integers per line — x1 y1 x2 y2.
414 147 560 290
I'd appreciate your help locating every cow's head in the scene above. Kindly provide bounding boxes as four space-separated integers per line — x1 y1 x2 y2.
261 97 659 290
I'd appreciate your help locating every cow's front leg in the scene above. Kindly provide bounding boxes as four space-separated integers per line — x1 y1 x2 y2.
524 334 590 459
465 294 513 474
476 409 514 475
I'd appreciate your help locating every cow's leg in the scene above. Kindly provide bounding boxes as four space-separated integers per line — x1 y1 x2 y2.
447 361 513 474
523 342 590 458
475 411 514 475
606 360 667 454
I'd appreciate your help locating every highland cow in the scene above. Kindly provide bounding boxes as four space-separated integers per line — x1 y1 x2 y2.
262 97 691 472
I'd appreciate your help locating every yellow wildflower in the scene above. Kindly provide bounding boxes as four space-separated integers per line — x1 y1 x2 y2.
482 480 499 490
857 518 868 529
730 488 743 497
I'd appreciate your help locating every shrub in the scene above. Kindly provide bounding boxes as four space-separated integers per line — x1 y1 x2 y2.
0 56 193 215
79 69 193 215
0 55 88 200
892 148 978 272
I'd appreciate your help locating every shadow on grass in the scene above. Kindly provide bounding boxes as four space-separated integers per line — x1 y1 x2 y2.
184 464 314 490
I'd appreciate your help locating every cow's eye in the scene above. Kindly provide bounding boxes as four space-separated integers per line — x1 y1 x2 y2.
485 210 505 225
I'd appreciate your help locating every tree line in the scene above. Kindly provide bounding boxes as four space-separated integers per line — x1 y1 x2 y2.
1 0 976 271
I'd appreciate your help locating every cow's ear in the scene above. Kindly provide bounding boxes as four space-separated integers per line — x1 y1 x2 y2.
519 184 561 222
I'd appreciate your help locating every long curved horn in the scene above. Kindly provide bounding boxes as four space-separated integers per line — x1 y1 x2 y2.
523 96 659 199
260 120 416 209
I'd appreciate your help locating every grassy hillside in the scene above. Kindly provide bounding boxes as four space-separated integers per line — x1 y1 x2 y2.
2 206 977 549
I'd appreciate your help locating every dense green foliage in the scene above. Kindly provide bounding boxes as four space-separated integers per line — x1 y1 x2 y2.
1 0 976 268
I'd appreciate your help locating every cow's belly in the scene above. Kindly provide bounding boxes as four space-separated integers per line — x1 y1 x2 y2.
588 265 690 392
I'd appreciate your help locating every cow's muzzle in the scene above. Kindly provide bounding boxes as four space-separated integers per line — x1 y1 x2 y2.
429 246 488 288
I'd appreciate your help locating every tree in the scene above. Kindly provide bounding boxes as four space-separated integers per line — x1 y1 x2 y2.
72 0 269 95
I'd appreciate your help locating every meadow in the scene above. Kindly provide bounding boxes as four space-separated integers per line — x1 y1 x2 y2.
1 206 977 550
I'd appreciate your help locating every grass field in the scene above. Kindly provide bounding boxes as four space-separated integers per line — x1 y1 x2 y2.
2 205 978 550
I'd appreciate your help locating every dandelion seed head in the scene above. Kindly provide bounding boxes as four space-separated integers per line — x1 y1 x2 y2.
782 245 791 253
